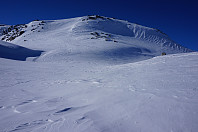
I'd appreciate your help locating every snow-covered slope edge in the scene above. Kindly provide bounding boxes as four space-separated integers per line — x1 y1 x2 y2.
0 40 42 61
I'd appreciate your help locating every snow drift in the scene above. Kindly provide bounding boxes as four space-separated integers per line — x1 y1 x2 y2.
0 40 42 61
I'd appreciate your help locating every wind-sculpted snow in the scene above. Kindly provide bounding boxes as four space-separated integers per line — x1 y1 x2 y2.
0 16 197 132
0 52 198 132
72 16 191 53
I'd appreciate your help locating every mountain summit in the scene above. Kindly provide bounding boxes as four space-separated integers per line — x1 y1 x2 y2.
0 15 192 63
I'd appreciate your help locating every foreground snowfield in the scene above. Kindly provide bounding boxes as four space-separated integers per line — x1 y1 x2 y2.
1 52 198 132
0 16 198 132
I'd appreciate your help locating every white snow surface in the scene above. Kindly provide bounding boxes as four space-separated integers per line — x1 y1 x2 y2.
0 40 42 61
0 16 198 132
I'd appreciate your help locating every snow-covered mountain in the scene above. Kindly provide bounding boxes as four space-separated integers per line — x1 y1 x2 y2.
0 16 197 132
0 15 192 63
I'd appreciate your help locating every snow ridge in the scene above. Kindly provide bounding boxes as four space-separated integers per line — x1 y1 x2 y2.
0 15 191 55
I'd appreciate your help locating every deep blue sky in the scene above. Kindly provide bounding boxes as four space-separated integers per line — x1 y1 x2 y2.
1 0 197 51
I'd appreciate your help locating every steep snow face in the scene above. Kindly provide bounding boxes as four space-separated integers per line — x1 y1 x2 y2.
72 16 191 53
73 17 135 37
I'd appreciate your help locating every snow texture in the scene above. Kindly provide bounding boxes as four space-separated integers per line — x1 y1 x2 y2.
0 15 197 132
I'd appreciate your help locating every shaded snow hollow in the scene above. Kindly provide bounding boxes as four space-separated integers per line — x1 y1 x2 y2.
0 16 197 132
0 40 42 61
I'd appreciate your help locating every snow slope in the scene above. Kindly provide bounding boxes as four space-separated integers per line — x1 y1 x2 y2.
0 52 198 132
0 40 42 61
0 16 197 132
0 15 192 63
